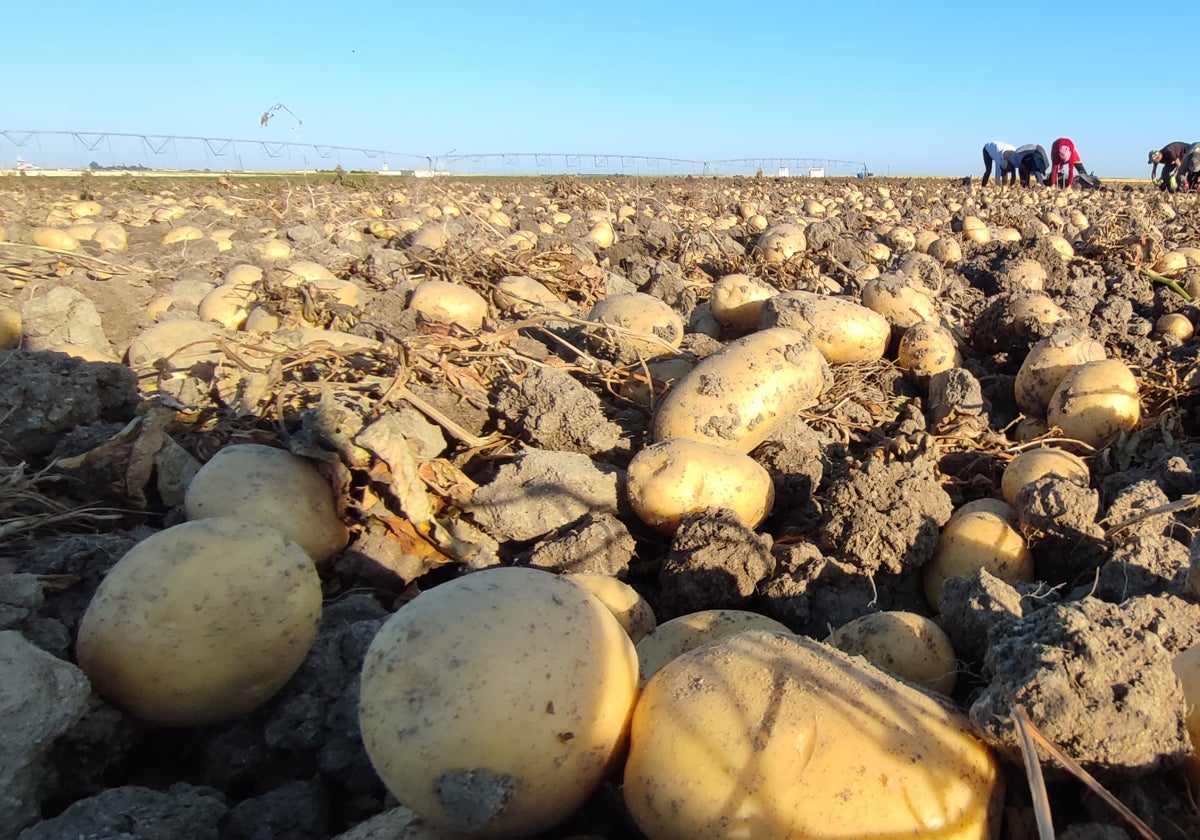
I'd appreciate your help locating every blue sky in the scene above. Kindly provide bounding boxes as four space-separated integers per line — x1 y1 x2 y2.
0 1 1186 178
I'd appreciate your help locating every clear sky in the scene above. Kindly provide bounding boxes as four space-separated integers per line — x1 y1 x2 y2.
0 1 1188 178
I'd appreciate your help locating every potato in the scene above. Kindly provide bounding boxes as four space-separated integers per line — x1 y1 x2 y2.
652 327 830 454
408 280 488 332
359 567 639 837
860 274 940 332
923 510 1034 609
586 218 616 248
567 573 657 643
492 274 573 319
950 498 1018 526
885 225 916 253
617 355 697 408
1010 416 1049 442
760 291 890 364
585 293 683 363
0 309 21 348
710 273 777 331
827 610 958 695
627 438 775 533
32 227 79 250
1172 644 1200 798
636 609 791 684
897 321 961 379
1047 358 1140 447
283 260 337 282
623 631 1003 840
93 223 128 251
160 225 205 244
76 518 322 726
754 223 807 263
126 320 227 371
1001 447 1090 508
1157 312 1194 342
225 263 264 285
257 238 293 261
185 443 348 564
197 283 254 329
1014 329 1106 416
998 258 1047 292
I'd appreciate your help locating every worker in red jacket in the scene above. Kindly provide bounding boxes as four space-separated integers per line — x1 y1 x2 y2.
1049 138 1086 187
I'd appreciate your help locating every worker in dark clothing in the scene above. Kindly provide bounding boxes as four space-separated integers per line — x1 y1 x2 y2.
1010 144 1049 187
1150 141 1191 191
1178 144 1200 193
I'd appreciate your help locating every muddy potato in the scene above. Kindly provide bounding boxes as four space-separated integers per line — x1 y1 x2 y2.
1014 329 1106 416
860 274 940 332
1001 447 1090 507
76 518 322 726
567 573 657 643
585 292 684 363
636 609 792 684
754 223 807 263
624 631 1003 840
652 327 830 453
626 438 775 533
950 498 1018 526
185 443 348 564
408 280 488 331
359 567 639 837
897 321 961 379
492 274 573 319
827 611 958 695
1047 358 1140 447
126 320 228 370
997 258 1047 292
760 291 890 364
923 510 1034 609
710 273 777 331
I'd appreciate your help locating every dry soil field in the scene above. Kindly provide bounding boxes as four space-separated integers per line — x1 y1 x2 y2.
3 171 1200 839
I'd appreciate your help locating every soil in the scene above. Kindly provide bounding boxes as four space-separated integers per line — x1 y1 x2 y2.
3 172 1200 839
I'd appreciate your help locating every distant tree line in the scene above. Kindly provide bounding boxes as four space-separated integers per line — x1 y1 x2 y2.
88 161 151 171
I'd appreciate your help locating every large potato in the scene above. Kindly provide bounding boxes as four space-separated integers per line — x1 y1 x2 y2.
897 322 961 379
1047 358 1141 447
860 273 940 332
627 438 775 533
76 518 322 726
923 510 1034 609
827 610 958 695
1014 328 1106 417
637 609 792 683
754 223 807 263
653 328 830 453
185 443 348 564
408 280 488 331
623 631 1003 840
760 291 890 364
359 567 639 837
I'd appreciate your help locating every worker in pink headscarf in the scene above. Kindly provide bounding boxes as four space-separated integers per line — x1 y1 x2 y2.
1049 137 1086 187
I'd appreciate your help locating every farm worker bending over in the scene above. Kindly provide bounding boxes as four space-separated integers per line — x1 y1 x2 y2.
1178 144 1200 192
1010 144 1049 187
1149 141 1190 191
981 141 1016 186
1049 138 1086 187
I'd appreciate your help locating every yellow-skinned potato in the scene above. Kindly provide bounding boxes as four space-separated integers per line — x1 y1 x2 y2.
32 227 80 250
567 573 657 643
408 280 488 332
185 443 348 564
1172 644 1200 798
710 273 777 331
652 328 830 454
359 567 639 837
827 610 958 695
197 283 254 329
898 322 961 379
1001 447 1090 507
585 292 684 363
950 498 1018 526
76 517 322 726
627 438 775 533
636 609 792 684
923 510 1034 609
1047 358 1140 447
1014 329 1106 416
760 291 890 364
624 631 1003 840
1157 313 1194 342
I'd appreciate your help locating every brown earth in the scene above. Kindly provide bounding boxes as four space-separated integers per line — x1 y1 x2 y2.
2 171 1200 839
